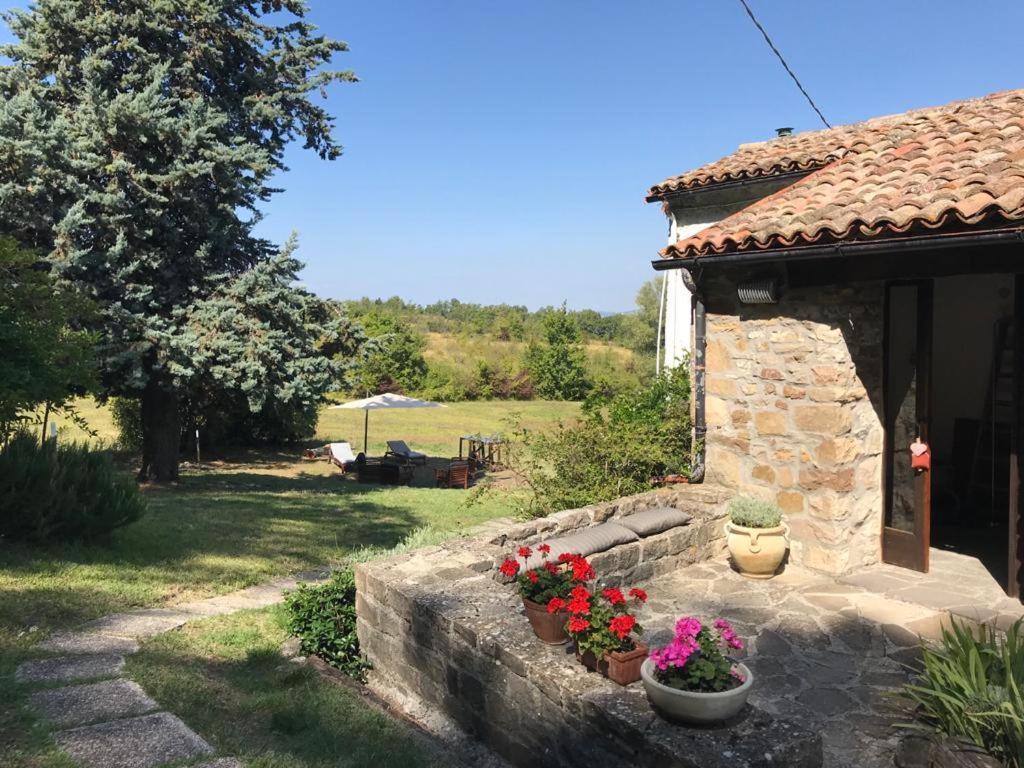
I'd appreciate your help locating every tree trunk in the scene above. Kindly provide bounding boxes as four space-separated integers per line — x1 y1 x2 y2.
138 380 180 483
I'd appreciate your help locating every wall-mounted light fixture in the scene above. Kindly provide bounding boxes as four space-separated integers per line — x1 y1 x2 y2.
737 278 779 304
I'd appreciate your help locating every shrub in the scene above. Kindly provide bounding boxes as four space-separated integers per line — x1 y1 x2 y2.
110 397 143 452
510 367 691 516
903 619 1024 766
728 497 783 529
0 432 145 543
284 567 369 680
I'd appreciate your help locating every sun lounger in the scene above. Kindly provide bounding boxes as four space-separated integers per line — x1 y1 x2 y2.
385 440 427 465
327 442 358 472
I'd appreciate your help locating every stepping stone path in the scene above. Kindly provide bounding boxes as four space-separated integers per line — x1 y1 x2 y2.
14 568 331 768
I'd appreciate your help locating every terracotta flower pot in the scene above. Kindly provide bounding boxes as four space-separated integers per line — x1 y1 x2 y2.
522 598 569 644
725 521 789 579
577 641 649 685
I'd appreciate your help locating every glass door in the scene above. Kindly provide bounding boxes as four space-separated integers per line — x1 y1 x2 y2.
882 281 932 571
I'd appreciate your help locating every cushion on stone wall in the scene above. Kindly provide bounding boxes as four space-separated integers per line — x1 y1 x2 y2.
522 522 639 570
617 507 693 537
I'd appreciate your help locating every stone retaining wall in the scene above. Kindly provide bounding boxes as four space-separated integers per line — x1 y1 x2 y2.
355 486 822 768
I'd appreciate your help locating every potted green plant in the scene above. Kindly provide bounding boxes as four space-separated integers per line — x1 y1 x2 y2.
566 585 649 685
498 545 594 645
724 497 788 578
641 616 752 724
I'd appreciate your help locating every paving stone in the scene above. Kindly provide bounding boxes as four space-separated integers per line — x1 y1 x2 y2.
840 571 918 592
194 760 244 768
16 654 124 684
38 631 139 656
890 586 975 612
796 687 855 717
29 679 159 728
55 711 213 768
79 609 194 640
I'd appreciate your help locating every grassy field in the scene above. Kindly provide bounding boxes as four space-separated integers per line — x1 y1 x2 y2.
6 400 583 635
125 607 450 768
2 399 579 768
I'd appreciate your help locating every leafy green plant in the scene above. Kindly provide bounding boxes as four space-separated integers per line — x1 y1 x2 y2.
728 497 783 529
650 616 746 693
902 619 1024 766
0 432 145 543
110 397 143 452
284 567 370 681
509 368 691 516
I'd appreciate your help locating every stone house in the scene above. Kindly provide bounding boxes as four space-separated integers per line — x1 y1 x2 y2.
647 90 1024 596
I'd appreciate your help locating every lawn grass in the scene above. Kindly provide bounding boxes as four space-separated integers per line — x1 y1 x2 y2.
1 399 577 767
125 607 448 768
0 457 518 636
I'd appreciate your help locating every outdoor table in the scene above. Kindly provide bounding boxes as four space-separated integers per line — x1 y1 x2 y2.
459 434 505 468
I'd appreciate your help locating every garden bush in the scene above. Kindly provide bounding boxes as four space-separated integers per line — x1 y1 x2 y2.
903 618 1024 766
511 367 691 516
284 567 369 680
0 432 145 543
728 497 783 528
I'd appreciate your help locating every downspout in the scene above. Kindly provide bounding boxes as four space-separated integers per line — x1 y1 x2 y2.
690 285 707 483
656 261 706 484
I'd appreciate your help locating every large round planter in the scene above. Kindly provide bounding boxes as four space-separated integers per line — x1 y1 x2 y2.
641 658 753 725
725 521 788 579
522 598 569 644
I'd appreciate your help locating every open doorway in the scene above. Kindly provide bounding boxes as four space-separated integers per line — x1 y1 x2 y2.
930 274 1017 590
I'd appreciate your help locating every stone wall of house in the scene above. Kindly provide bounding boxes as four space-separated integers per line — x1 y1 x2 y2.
702 276 886 575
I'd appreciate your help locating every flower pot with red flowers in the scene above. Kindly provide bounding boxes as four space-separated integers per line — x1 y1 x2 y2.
642 616 752 725
566 585 649 685
497 545 595 645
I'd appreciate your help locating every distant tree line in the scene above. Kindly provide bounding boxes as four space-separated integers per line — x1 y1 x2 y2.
340 285 661 403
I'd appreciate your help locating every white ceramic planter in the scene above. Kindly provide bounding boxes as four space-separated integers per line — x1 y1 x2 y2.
640 658 753 725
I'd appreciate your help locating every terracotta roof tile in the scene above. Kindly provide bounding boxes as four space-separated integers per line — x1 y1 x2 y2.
654 90 1024 260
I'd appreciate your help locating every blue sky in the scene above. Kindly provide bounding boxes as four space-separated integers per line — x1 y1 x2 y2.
4 2 1023 311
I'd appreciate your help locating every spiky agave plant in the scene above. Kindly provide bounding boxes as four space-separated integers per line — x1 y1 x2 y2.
902 618 1024 766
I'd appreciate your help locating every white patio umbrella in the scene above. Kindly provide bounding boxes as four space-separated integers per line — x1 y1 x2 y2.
328 393 445 453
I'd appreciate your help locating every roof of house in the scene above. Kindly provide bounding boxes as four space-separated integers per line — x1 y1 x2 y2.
652 90 1024 261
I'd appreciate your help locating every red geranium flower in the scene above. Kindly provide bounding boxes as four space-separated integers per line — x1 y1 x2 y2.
628 587 648 603
543 561 559 575
517 546 532 559
546 597 566 614
499 558 520 578
608 614 637 640
557 552 574 562
570 585 591 600
568 616 591 633
571 556 595 582
567 597 591 615
527 570 539 584
602 587 626 606
538 543 551 554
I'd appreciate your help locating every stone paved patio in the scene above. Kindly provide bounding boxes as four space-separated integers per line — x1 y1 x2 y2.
636 551 1024 768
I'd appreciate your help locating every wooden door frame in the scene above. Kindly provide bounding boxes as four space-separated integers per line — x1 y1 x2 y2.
881 279 933 572
1010 274 1022 598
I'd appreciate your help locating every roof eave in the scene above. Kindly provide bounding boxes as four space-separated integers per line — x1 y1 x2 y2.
650 225 1024 271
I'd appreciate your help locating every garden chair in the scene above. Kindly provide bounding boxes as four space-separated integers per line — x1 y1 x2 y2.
385 440 427 465
435 459 471 489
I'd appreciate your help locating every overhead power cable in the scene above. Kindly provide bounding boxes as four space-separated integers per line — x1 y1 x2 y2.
737 0 831 129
